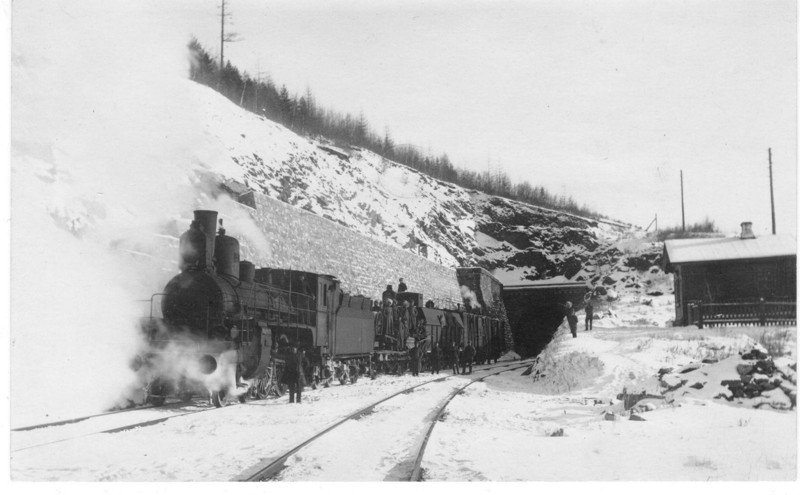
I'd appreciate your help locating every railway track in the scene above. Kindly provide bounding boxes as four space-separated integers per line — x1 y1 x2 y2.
408 362 532 481
235 359 533 481
11 400 188 433
10 398 224 453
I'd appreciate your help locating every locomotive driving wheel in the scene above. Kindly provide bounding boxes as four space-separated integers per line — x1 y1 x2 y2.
211 388 227 408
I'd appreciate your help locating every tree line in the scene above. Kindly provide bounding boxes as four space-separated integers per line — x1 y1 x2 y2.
189 39 606 220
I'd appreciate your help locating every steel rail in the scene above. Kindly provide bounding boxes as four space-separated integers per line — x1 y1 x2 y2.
11 404 224 453
408 362 532 481
10 400 193 432
234 359 532 482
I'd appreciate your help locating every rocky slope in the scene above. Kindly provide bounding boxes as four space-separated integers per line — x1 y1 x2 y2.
192 82 672 324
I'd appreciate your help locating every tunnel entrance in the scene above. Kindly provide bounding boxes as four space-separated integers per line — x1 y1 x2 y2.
502 280 587 358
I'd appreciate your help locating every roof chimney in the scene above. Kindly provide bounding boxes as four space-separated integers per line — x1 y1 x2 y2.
740 221 755 239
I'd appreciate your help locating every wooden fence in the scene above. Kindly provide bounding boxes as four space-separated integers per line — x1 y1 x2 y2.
687 300 796 328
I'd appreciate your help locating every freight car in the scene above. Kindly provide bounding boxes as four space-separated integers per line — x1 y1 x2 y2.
139 210 505 406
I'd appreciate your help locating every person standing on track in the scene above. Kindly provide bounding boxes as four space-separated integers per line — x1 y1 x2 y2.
462 342 475 375
409 344 420 376
584 299 594 331
430 342 441 374
448 341 459 374
561 301 578 338
281 346 307 404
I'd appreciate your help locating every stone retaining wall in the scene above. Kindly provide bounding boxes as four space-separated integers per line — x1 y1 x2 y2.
244 192 463 308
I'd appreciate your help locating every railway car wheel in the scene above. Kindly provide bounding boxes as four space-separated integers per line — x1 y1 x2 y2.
211 389 227 408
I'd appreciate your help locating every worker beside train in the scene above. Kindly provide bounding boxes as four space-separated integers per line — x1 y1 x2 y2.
281 346 308 404
430 342 442 374
461 342 475 375
382 284 396 305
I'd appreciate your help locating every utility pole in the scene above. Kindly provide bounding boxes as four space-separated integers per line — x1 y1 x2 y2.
220 0 227 69
769 148 776 234
219 0 240 72
253 60 264 113
680 170 685 231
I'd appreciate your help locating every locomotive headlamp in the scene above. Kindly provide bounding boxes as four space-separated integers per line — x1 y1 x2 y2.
198 354 217 375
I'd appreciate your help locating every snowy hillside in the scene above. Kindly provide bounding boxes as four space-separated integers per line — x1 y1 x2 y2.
187 81 673 325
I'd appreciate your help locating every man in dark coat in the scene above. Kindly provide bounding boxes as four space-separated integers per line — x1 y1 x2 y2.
562 301 578 338
430 342 441 374
281 347 307 404
382 284 396 306
448 342 459 374
585 300 594 331
409 345 420 376
475 345 486 366
462 343 475 375
490 339 502 364
398 278 408 293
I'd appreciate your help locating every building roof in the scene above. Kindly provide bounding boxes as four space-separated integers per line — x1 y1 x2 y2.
663 234 796 268
503 277 587 292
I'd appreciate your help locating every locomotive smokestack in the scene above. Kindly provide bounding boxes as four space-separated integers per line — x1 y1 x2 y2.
193 210 218 270
179 220 205 271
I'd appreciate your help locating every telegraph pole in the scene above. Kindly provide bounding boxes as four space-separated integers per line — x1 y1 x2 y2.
680 170 685 231
219 0 239 71
769 148 776 234
220 0 226 69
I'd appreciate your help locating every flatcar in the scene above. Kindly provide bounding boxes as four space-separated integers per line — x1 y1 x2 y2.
139 210 505 406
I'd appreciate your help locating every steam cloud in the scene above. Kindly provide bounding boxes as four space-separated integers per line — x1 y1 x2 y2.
10 1 266 425
460 285 480 309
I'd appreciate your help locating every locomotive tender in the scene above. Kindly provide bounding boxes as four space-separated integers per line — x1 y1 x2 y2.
141 210 505 406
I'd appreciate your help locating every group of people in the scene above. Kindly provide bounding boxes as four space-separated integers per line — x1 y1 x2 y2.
279 337 501 404
426 340 498 375
381 277 408 306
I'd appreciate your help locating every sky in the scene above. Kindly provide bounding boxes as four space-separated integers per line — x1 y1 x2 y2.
172 0 797 235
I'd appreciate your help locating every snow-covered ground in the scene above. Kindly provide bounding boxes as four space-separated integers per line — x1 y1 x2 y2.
11 326 796 481
425 326 797 481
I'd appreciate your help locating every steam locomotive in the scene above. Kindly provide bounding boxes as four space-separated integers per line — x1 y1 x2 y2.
139 210 505 406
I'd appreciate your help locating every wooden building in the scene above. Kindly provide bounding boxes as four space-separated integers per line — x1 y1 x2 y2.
663 223 796 326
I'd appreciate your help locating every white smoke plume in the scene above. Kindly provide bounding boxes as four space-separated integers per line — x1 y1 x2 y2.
9 1 264 426
459 285 481 310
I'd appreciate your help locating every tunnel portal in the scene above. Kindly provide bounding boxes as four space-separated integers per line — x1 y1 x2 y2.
502 280 588 358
